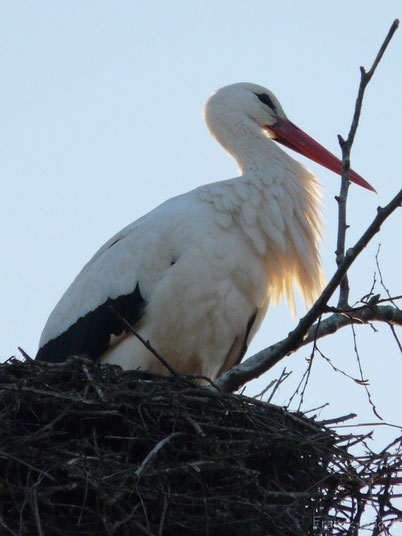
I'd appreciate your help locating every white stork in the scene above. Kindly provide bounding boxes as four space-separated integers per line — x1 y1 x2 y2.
36 83 374 378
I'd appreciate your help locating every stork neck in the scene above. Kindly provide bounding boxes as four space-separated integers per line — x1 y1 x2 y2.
219 120 283 180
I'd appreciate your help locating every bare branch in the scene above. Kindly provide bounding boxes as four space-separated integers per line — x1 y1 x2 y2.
266 367 291 403
346 19 399 150
336 18 399 308
214 21 400 393
300 304 402 349
215 189 402 393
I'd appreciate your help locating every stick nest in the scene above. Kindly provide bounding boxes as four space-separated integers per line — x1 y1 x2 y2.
0 357 401 535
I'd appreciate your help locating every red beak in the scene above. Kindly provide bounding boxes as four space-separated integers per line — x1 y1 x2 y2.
268 118 376 193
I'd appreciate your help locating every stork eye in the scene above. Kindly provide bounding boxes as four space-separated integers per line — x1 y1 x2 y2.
255 93 276 112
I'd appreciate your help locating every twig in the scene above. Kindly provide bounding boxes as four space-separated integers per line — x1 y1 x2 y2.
375 245 400 308
286 364 309 409
336 19 399 308
184 415 206 437
267 367 291 403
158 495 168 536
331 422 402 430
34 404 73 434
0 518 18 536
258 490 315 499
32 486 44 536
254 378 277 400
387 323 402 354
0 450 55 482
324 295 402 313
214 188 402 393
135 432 184 480
82 364 105 401
109 306 183 379
301 304 402 348
297 315 322 411
253 368 291 401
133 520 157 536
350 323 382 420
316 345 368 385
17 347 33 361
8 385 98 405
303 402 329 415
318 413 357 426
373 246 402 353
109 306 221 390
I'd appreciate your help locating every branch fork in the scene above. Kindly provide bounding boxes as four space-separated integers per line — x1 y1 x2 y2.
215 19 401 394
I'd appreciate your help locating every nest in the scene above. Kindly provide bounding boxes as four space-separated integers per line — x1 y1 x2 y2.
0 357 401 536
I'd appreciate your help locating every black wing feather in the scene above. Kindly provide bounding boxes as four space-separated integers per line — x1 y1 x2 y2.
236 309 258 366
36 283 146 363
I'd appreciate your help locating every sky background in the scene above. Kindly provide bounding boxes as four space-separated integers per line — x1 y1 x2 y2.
1 2 401 453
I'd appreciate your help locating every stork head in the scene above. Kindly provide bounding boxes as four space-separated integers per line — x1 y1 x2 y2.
204 83 375 192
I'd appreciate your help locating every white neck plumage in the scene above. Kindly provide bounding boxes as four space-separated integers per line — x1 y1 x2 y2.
203 105 324 312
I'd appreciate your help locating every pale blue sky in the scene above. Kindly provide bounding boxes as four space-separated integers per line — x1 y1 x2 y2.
1 2 401 448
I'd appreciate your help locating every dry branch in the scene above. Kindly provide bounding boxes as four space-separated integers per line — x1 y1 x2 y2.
215 19 401 394
301 303 402 348
215 189 402 393
336 18 400 308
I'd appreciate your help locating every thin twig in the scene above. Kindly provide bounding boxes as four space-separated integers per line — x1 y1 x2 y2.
184 415 206 437
350 323 383 420
387 323 402 354
82 364 105 401
331 422 402 430
303 402 330 415
297 315 322 411
0 450 55 482
254 378 277 400
0 518 18 536
318 413 357 426
315 345 368 385
336 19 399 308
266 367 291 403
109 306 183 379
375 244 400 308
135 432 184 480
158 494 168 536
109 306 221 390
32 486 44 536
133 520 157 536
17 347 33 361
